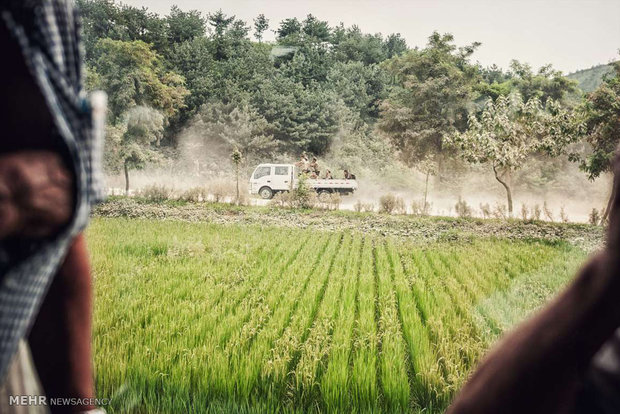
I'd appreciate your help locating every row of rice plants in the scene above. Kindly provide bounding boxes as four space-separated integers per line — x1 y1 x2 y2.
291 234 355 406
350 236 379 412
260 233 344 407
90 220 301 412
319 234 363 412
205 232 329 402
384 239 443 412
227 233 336 406
373 241 411 413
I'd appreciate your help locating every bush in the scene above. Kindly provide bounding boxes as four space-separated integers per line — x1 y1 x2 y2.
411 200 432 216
295 175 316 209
379 193 404 214
589 208 601 225
208 179 234 203
532 204 542 221
139 185 174 203
560 207 569 223
269 176 317 209
270 191 293 208
479 203 491 219
543 201 554 222
492 202 507 220
454 197 473 218
520 203 529 221
179 186 207 202
394 197 406 214
354 202 376 213
328 193 342 211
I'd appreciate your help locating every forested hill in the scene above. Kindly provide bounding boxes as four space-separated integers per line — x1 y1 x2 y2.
78 0 619 201
567 63 615 93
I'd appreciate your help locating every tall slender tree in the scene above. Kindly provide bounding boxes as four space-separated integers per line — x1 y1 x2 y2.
253 14 269 42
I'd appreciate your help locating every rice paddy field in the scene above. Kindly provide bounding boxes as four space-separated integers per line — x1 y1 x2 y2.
88 203 598 413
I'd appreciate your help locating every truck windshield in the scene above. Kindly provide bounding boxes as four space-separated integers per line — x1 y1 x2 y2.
254 166 271 179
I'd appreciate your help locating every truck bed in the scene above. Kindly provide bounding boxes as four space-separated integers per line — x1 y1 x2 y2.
307 179 358 189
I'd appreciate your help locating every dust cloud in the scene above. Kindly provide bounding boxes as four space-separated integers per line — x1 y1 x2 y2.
104 120 611 224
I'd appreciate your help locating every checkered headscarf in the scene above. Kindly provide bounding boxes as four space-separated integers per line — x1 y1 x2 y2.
0 0 104 380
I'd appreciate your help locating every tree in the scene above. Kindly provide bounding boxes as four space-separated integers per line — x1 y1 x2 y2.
251 75 340 154
253 14 269 42
104 106 165 194
478 60 577 104
167 37 216 124
231 147 243 205
577 60 620 221
417 156 438 213
384 33 408 58
327 61 389 121
166 6 206 45
207 10 236 60
447 94 583 214
184 101 279 167
508 61 577 105
378 32 481 173
302 14 330 42
331 25 387 65
276 18 302 43
89 39 188 121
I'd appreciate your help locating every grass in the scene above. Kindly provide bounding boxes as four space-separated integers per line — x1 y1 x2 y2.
88 215 589 413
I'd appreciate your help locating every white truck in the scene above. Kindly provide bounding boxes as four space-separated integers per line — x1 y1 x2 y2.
249 163 358 200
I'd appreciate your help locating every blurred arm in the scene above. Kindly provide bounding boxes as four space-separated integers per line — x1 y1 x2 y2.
28 234 95 413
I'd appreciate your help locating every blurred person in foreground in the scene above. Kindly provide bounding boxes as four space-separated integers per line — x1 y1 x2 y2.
0 1 105 413
449 154 620 413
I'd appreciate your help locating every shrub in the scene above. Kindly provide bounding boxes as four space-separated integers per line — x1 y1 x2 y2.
479 203 491 219
394 197 406 214
139 185 174 203
492 202 507 220
328 193 341 211
560 207 569 223
520 203 529 221
379 193 404 214
270 191 292 208
454 197 473 218
411 200 432 216
269 177 317 209
543 201 554 222
354 200 363 212
295 175 316 209
208 179 234 203
589 208 601 225
179 186 207 202
532 204 542 221
361 202 375 213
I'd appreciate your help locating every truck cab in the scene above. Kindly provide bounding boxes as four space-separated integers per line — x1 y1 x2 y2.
249 164 296 199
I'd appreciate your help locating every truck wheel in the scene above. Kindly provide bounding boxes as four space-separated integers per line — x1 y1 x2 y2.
259 186 274 199
317 189 332 202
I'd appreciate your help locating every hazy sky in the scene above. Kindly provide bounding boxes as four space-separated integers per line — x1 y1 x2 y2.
119 0 619 74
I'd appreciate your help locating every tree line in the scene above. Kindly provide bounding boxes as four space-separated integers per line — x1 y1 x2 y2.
79 0 620 216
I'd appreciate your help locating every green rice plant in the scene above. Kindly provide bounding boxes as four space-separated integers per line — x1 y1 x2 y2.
374 241 410 413
350 237 379 412
87 217 589 414
319 234 362 412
